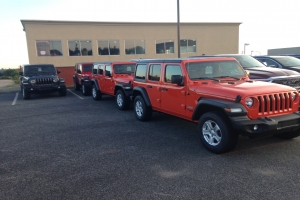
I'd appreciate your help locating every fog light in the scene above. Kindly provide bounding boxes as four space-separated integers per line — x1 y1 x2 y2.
253 125 258 131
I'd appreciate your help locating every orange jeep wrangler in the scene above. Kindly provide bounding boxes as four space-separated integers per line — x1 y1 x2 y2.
73 62 93 95
90 61 136 110
131 58 300 154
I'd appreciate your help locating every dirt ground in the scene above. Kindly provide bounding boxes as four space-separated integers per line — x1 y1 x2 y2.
0 79 19 93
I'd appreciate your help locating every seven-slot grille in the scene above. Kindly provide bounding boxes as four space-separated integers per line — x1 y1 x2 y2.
257 92 293 115
35 78 54 85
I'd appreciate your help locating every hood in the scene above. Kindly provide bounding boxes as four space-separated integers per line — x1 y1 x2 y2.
247 67 299 80
288 66 300 72
191 80 296 100
114 75 133 84
25 74 57 79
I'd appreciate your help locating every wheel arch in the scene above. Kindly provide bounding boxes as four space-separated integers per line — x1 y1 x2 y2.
132 87 151 107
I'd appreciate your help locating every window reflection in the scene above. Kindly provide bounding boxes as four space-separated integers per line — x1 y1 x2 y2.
98 40 120 55
148 64 161 81
125 40 145 55
69 40 92 56
165 65 182 83
36 40 63 56
156 40 174 54
180 39 196 53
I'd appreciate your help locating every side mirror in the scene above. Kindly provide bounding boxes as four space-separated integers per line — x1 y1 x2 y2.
57 70 61 74
19 71 23 76
245 70 250 77
77 69 82 74
171 75 184 86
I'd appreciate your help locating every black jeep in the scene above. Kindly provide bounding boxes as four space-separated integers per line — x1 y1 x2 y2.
19 64 66 99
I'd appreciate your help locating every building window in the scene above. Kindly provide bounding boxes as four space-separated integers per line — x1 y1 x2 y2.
98 40 120 55
180 39 196 53
36 40 63 56
125 40 145 55
68 40 93 56
156 40 174 54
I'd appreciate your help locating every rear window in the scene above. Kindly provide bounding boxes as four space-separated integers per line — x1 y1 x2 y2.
114 64 136 74
83 65 93 72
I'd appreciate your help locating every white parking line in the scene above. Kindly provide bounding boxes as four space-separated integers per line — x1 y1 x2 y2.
12 92 19 105
67 89 84 99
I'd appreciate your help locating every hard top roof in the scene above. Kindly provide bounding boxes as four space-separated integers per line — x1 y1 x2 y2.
93 61 136 65
133 57 236 63
23 64 55 67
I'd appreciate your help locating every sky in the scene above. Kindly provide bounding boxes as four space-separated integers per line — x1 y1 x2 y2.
1 0 300 69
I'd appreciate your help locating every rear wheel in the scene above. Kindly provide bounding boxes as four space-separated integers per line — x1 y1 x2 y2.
133 95 152 121
116 90 130 110
74 80 80 91
22 86 30 100
274 129 300 139
82 84 88 96
92 84 102 100
198 111 238 154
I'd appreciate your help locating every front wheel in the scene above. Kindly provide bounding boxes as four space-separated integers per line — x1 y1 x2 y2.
22 86 30 100
274 129 300 139
133 95 152 121
92 84 102 100
198 111 238 154
58 87 67 96
116 90 130 110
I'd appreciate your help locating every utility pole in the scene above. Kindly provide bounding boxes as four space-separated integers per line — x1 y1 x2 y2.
177 0 180 58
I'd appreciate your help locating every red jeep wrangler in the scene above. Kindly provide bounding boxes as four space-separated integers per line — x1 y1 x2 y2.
90 61 136 110
131 58 300 154
73 62 93 95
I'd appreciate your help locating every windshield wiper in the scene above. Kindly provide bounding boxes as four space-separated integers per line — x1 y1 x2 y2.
213 76 240 80
191 77 220 82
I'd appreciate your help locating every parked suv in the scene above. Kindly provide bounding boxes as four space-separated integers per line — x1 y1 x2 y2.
191 55 300 91
132 58 300 154
73 62 93 95
19 64 66 100
253 55 300 73
90 61 136 110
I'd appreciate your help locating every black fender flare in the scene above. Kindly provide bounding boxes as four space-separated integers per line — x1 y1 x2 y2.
192 98 248 121
132 86 151 107
114 83 132 97
91 79 100 91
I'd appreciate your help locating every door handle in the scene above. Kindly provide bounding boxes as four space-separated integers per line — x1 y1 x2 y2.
147 85 152 88
161 88 168 91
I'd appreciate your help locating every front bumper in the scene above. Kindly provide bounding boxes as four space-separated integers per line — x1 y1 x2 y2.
230 112 300 137
23 83 66 93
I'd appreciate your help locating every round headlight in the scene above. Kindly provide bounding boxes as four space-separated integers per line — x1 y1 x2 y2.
53 77 59 82
245 97 254 107
30 79 36 84
291 92 297 101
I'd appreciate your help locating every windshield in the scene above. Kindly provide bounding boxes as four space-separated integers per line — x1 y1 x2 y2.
114 64 136 74
185 61 246 80
218 55 265 68
273 57 300 67
83 65 93 72
24 65 56 76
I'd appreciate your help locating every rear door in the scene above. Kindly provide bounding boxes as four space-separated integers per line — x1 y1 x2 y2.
146 63 162 110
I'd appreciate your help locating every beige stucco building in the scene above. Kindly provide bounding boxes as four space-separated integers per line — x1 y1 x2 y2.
21 20 241 86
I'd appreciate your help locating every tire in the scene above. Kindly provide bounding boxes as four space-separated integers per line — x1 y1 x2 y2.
58 87 67 96
82 84 88 96
92 84 102 100
22 86 30 100
198 111 238 154
74 80 80 91
116 90 130 110
133 95 152 121
274 129 300 139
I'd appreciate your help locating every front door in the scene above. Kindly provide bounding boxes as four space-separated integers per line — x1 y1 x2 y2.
102 65 115 95
160 64 186 118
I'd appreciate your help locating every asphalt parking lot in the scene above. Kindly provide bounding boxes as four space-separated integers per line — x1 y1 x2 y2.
1 89 300 199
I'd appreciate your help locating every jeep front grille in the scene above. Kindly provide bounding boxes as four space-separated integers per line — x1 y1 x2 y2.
257 93 293 115
36 78 54 85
